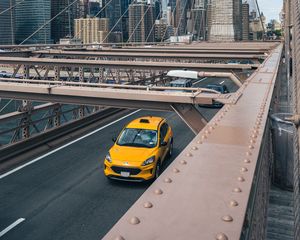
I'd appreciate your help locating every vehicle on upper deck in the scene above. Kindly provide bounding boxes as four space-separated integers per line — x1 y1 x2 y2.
103 116 173 182
169 79 192 88
199 84 229 108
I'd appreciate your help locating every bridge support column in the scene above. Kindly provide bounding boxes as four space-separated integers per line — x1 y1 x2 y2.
79 67 84 82
54 66 60 81
53 105 61 127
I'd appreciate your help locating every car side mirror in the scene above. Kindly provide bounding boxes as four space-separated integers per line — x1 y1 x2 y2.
112 137 116 142
160 141 167 147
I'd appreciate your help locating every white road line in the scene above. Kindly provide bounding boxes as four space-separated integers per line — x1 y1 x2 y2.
193 77 207 86
220 80 225 85
0 218 25 237
0 109 141 180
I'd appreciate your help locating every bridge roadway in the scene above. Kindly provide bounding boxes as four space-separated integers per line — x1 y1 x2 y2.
0 77 236 239
0 110 195 240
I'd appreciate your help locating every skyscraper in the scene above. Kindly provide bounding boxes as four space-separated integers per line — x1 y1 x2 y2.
190 0 208 40
51 0 80 43
128 1 155 43
105 0 122 32
15 0 51 44
242 2 250 40
209 0 242 41
75 17 109 44
0 0 15 45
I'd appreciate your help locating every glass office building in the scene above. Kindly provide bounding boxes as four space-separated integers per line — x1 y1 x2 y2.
15 0 51 44
0 0 15 45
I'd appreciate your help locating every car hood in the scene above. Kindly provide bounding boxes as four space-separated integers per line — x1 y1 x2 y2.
110 145 156 165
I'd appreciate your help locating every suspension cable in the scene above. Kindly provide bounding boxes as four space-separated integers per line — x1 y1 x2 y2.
160 0 179 43
72 0 114 40
127 4 152 43
254 0 266 37
101 6 129 43
175 0 189 36
146 4 163 42
19 0 80 45
0 0 26 16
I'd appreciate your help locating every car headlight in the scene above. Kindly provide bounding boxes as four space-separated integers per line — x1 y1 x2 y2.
142 156 155 166
105 152 112 163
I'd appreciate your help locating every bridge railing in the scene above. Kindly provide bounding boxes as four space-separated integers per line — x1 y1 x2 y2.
103 45 283 240
291 0 300 238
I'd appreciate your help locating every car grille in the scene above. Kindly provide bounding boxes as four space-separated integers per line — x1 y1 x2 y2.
111 166 141 175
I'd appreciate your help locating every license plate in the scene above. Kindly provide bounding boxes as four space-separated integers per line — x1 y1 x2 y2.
121 171 130 177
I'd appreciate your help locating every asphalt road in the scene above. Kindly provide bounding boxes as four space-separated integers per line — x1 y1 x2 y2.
0 110 197 240
0 76 238 240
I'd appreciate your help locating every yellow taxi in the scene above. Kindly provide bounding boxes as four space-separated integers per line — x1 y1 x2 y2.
104 116 173 181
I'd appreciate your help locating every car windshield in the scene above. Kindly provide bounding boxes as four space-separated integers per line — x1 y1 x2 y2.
117 128 158 148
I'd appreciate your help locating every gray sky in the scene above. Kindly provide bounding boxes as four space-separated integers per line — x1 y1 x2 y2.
257 0 283 21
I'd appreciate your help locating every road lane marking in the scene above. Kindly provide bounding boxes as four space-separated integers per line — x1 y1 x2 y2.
220 80 225 85
193 77 207 86
0 218 25 237
0 109 141 180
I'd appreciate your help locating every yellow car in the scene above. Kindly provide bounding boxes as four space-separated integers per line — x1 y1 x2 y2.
104 116 173 181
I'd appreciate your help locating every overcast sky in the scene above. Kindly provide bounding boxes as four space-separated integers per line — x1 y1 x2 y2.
257 0 283 21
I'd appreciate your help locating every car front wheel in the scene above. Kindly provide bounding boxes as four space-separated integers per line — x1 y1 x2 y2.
168 140 173 157
154 161 161 179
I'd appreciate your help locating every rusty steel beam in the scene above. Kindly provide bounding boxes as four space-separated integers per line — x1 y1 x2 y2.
103 44 283 240
0 79 232 110
33 50 266 61
0 57 258 71
0 41 278 51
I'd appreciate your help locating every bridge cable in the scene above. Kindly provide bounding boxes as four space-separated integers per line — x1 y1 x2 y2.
175 0 189 36
145 3 163 43
0 0 26 16
19 0 81 45
72 0 114 41
127 4 152 43
160 0 180 42
101 6 129 43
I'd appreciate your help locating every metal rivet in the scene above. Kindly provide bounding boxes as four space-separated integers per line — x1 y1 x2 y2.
173 168 180 173
129 217 140 225
214 122 218 126
180 160 187 165
114 235 125 240
154 188 163 195
209 126 215 131
216 233 228 240
205 130 210 135
241 167 248 172
251 134 258 139
238 176 245 182
201 134 207 140
230 200 239 207
222 215 233 222
246 151 252 156
244 159 251 163
233 187 242 193
186 152 193 157
253 129 259 134
143 201 153 208
250 139 256 144
249 145 254 149
192 146 198 150
164 177 172 183
197 140 203 144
